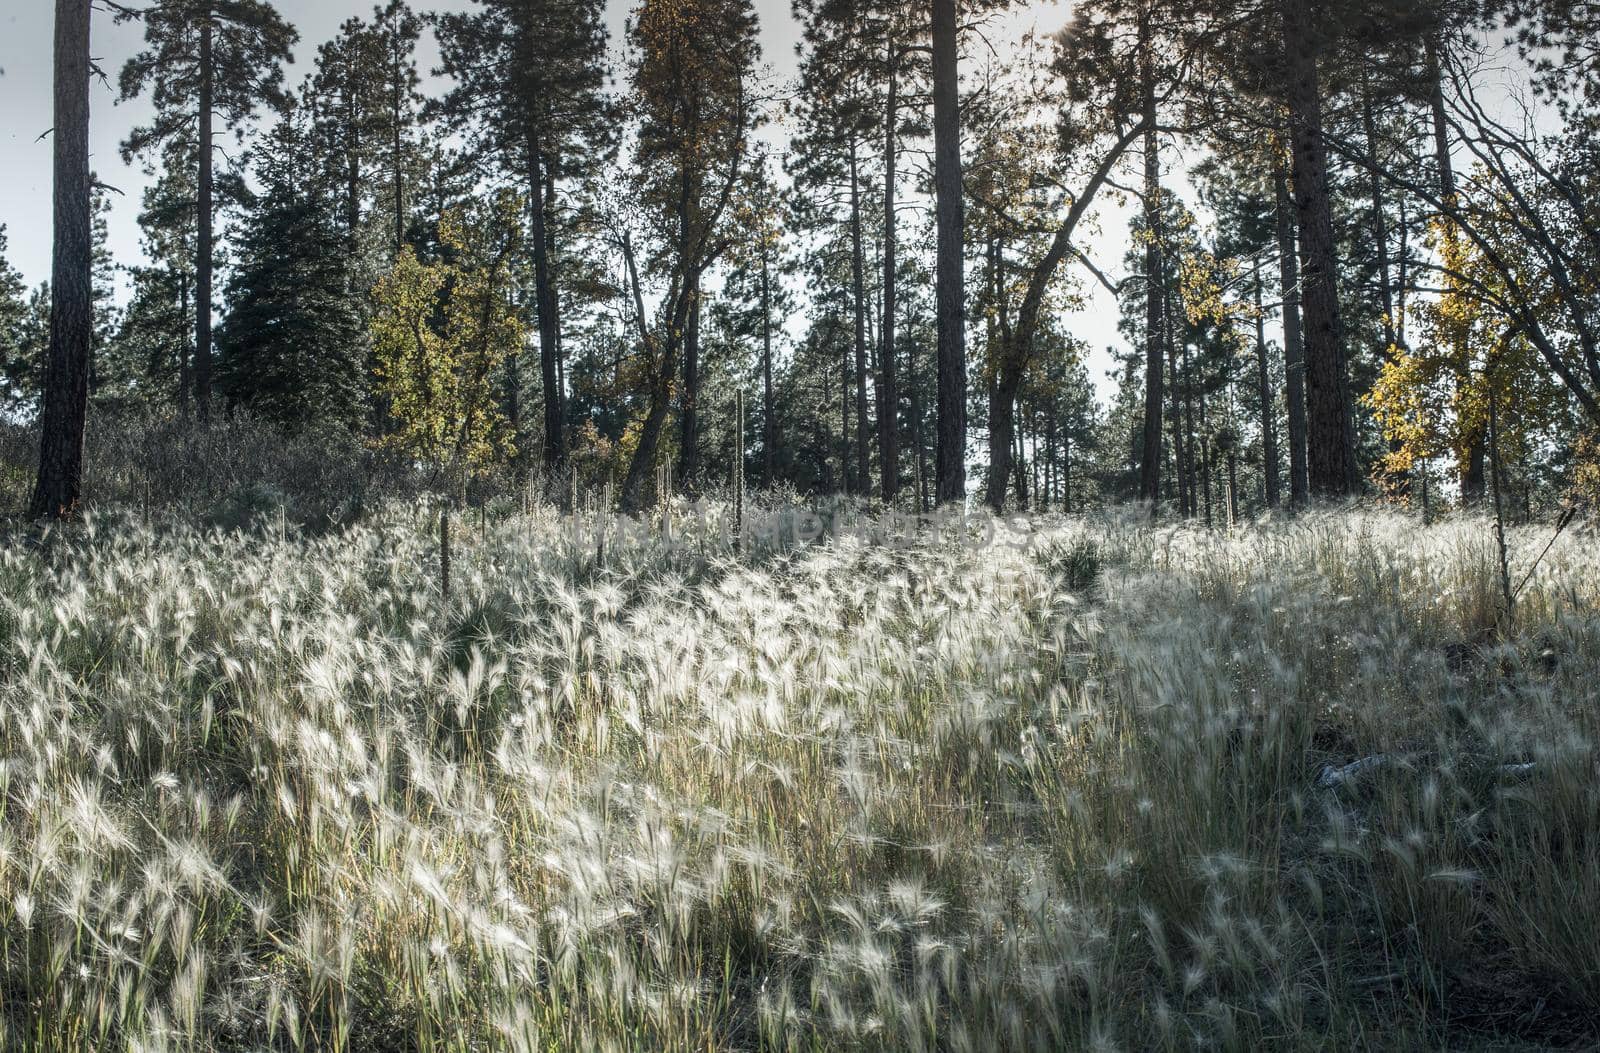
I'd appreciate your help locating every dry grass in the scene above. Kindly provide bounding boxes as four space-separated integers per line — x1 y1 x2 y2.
0 502 1595 1050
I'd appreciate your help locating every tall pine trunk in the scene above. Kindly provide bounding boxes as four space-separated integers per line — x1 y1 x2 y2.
1137 32 1165 509
391 36 406 257
1254 257 1280 508
848 141 870 495
931 0 965 506
528 141 564 472
878 60 900 502
1363 81 1408 497
195 12 215 418
678 280 701 484
1274 163 1310 506
1425 36 1485 503
760 238 776 487
1279 1 1356 497
31 0 93 520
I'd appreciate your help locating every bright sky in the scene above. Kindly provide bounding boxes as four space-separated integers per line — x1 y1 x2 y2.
0 1 1123 393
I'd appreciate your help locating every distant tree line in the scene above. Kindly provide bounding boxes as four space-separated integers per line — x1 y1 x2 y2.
11 0 1600 519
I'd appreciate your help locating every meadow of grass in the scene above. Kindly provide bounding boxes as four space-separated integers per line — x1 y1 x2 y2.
0 500 1595 1050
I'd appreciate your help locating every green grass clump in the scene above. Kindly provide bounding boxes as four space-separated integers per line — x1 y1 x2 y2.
0 504 1595 1050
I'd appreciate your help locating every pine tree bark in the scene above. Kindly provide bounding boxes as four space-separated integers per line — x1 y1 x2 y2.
1254 257 1281 508
390 31 407 257
1137 33 1165 510
527 142 564 472
848 141 870 496
760 238 776 487
931 0 965 506
1279 1 1356 497
31 0 93 520
1362 82 1408 497
878 60 900 503
677 278 701 484
1425 35 1485 503
1274 163 1310 507
195 11 215 418
178 268 192 416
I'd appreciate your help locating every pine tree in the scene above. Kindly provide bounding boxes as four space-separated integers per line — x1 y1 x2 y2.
931 0 965 506
217 109 366 430
108 143 197 410
617 0 760 510
434 0 613 474
306 2 423 265
118 0 298 419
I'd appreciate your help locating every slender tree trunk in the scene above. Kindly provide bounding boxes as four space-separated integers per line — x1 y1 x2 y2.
984 233 1018 510
1274 163 1310 507
1254 257 1280 508
1425 35 1485 503
932 0 965 506
878 59 900 503
1363 81 1407 497
848 140 870 495
528 141 564 472
910 323 928 512
391 37 406 257
31 0 93 520
678 280 701 484
546 172 564 439
1062 430 1072 514
1226 446 1239 527
344 78 362 256
841 323 854 495
1184 332 1202 520
760 238 776 487
1012 406 1028 508
1362 88 1397 355
1167 318 1188 515
178 268 191 415
1279 1 1356 497
1137 19 1165 510
1045 414 1057 510
195 11 215 418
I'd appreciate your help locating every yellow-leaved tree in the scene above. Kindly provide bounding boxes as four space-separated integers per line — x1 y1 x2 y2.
371 192 525 498
1366 192 1575 513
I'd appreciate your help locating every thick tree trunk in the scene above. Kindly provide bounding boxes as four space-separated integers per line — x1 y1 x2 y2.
1254 257 1280 508
878 62 900 503
760 240 775 487
1274 163 1310 507
931 0 965 506
528 141 564 472
1137 44 1165 510
31 0 93 520
1279 1 1357 497
195 12 215 418
848 141 870 495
